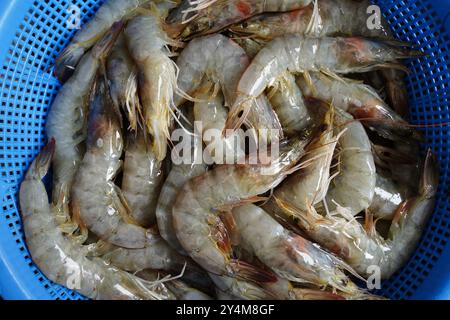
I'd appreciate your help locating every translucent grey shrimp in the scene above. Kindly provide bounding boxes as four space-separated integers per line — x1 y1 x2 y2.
20 140 164 300
122 131 164 227
268 72 312 136
229 0 391 40
175 34 282 142
55 0 149 82
125 8 182 160
325 108 376 215
232 204 364 295
296 72 418 141
106 34 141 131
46 23 122 230
172 138 309 281
167 0 314 39
71 72 151 249
226 35 422 130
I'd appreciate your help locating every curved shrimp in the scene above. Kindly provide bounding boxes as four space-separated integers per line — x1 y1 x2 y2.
232 204 364 295
225 35 422 130
172 137 310 281
20 140 164 300
122 131 164 227
296 72 418 142
106 34 141 131
71 72 151 249
125 8 182 161
175 34 282 142
46 23 122 229
325 108 376 216
167 0 314 39
55 0 149 82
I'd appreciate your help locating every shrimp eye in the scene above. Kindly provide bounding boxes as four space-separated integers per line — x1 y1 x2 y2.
242 21 248 28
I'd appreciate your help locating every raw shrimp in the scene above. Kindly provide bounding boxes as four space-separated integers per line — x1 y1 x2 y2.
125 9 181 161
20 140 164 300
226 35 421 130
277 149 439 279
172 137 309 281
55 0 149 82
167 0 314 39
268 72 312 137
175 34 282 142
71 72 151 249
106 35 140 131
193 80 245 164
296 72 418 141
381 149 439 278
229 0 391 40
232 204 363 294
46 23 122 229
155 128 207 254
122 131 164 227
101 229 213 292
325 108 376 215
210 274 275 300
369 173 405 220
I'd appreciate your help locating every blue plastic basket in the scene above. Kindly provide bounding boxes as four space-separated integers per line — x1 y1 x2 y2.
0 0 449 300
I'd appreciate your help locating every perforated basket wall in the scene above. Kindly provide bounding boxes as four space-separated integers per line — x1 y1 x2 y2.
0 0 449 300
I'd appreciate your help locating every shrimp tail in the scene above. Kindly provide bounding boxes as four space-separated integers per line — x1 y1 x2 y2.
26 138 55 180
420 148 439 198
91 21 125 59
228 260 278 283
292 288 346 300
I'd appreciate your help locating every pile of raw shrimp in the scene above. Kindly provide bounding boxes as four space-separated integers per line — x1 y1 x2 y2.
19 0 439 300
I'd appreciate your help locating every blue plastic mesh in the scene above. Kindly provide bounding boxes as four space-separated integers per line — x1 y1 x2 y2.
0 0 449 300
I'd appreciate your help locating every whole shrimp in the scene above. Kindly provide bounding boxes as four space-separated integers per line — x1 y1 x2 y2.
172 137 310 281
277 149 439 279
20 140 164 300
106 34 141 131
325 108 376 216
167 0 314 39
229 0 391 40
296 72 418 142
225 35 421 130
232 204 364 295
55 0 150 82
268 72 312 137
71 72 151 249
46 23 122 230
125 7 182 161
122 131 164 227
175 34 282 142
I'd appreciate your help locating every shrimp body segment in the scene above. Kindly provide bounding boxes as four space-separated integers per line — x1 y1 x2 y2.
20 141 162 300
122 132 164 227
172 138 309 280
